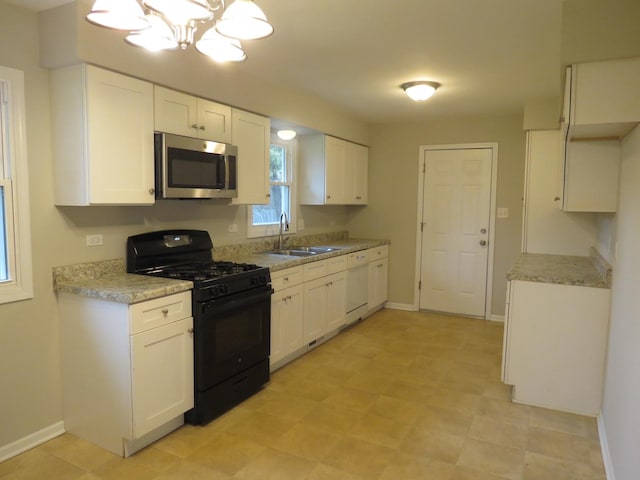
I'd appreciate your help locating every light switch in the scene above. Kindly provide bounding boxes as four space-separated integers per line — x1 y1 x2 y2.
497 208 509 219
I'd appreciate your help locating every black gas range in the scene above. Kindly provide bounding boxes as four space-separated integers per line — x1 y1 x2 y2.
127 229 273 425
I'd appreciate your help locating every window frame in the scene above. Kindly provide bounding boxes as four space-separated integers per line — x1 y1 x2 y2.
247 134 297 239
0 66 33 304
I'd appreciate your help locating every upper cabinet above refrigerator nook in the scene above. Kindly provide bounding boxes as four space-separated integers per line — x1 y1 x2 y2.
154 86 232 144
299 135 369 206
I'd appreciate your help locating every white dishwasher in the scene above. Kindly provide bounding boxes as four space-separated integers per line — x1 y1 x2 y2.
346 250 369 325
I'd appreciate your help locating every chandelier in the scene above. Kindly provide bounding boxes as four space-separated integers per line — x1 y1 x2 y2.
86 0 274 63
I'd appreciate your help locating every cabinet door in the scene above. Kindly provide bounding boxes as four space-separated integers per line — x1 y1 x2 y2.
131 317 194 438
325 271 347 332
153 86 198 137
368 258 388 309
282 285 304 356
303 277 327 343
86 67 155 205
196 99 232 143
346 142 368 204
324 136 347 204
231 109 270 205
563 139 620 212
270 294 285 366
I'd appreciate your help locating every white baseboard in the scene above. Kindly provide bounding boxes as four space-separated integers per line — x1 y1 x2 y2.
0 421 65 462
598 414 615 480
384 302 418 311
489 314 505 322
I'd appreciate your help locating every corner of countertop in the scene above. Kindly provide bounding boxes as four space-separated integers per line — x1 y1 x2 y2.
52 258 125 290
590 247 613 286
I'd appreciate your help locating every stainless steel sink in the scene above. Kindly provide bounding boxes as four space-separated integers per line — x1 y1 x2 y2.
266 249 318 257
265 246 342 257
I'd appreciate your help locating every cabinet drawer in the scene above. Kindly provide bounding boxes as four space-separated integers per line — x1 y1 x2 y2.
327 255 347 274
303 260 328 282
366 245 388 260
271 266 303 292
130 291 192 334
347 251 369 267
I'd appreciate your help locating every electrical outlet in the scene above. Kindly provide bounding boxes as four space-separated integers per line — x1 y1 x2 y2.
86 234 103 246
228 223 238 233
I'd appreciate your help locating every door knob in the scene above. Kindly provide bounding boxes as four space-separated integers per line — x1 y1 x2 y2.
480 240 487 246
480 228 487 234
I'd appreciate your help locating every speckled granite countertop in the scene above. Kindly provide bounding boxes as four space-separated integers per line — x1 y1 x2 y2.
507 248 611 289
53 259 192 304
218 238 389 272
53 234 389 303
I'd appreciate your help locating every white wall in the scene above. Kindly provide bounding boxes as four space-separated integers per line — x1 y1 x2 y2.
600 124 640 480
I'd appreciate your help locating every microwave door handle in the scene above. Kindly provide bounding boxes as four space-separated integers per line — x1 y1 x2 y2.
224 155 229 191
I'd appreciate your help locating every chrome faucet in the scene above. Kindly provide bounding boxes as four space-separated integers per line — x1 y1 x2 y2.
277 212 289 250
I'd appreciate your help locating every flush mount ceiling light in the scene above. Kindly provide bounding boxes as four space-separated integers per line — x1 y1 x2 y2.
276 129 297 140
401 81 441 101
85 0 273 63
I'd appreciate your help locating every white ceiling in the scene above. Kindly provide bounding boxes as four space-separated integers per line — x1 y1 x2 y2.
8 0 565 125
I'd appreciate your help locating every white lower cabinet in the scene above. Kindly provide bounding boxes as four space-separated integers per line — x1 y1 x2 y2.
270 267 304 369
502 280 610 416
366 245 389 311
302 260 347 344
59 291 194 456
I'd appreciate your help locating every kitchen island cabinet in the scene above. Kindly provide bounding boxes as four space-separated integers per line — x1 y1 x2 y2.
58 290 194 457
502 254 611 416
50 64 155 205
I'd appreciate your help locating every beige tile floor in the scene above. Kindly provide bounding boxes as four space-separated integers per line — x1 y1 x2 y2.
0 309 606 479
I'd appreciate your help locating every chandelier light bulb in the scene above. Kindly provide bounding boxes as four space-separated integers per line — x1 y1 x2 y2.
196 27 247 62
86 0 149 31
126 14 178 51
216 0 274 40
401 81 441 101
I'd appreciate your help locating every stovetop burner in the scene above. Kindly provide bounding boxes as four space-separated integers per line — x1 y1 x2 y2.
154 261 264 282
126 230 271 302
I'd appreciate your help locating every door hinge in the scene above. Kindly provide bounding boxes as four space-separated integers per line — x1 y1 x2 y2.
423 162 426 174
418 280 422 290
420 222 424 233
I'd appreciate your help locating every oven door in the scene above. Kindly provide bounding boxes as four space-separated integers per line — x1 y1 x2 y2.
194 286 272 390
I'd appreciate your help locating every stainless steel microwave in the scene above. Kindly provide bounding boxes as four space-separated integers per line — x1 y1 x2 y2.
154 132 238 199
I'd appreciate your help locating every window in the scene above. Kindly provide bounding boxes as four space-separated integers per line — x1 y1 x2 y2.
0 66 32 304
248 135 296 238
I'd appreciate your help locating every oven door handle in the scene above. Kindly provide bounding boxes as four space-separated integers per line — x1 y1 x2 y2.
201 287 273 316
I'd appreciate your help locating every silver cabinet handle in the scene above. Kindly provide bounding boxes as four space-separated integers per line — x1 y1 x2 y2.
480 240 487 246
161 308 169 316
148 188 155 195
191 123 198 129
199 125 206 130
188 328 194 334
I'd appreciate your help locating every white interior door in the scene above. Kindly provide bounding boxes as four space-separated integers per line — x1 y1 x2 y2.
419 148 493 317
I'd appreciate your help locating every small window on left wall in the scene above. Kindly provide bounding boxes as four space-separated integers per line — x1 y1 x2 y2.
0 66 33 304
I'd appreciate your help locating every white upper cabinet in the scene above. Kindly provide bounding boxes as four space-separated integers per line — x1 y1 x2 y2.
565 58 640 139
50 64 155 206
231 108 270 205
154 86 232 143
299 135 369 205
